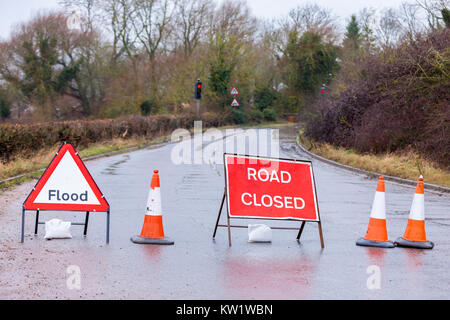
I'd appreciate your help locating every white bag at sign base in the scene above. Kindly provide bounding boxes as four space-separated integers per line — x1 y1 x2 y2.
44 219 72 240
248 224 272 243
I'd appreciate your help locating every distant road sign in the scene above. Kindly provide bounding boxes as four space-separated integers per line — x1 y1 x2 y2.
230 87 239 95
230 98 240 107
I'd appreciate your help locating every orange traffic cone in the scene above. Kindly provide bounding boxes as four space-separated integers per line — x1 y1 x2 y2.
395 176 434 249
131 170 174 245
356 177 395 248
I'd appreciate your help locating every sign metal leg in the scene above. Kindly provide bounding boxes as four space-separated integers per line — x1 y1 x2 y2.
296 221 306 241
318 221 325 249
21 207 25 243
84 211 90 236
213 192 226 239
227 214 232 247
34 210 40 235
106 209 110 244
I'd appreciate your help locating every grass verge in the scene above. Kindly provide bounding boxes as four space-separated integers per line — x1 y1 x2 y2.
299 130 450 188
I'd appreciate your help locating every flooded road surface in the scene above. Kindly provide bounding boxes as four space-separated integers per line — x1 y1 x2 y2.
1 125 449 299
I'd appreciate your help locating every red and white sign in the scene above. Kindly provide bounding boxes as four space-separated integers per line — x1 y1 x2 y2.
230 87 239 95
24 143 109 212
230 98 240 107
224 154 319 221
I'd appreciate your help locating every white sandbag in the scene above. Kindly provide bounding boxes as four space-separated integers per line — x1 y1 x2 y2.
248 224 272 243
44 219 72 240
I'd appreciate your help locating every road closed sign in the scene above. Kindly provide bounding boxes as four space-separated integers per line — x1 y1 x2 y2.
24 143 109 212
224 154 320 221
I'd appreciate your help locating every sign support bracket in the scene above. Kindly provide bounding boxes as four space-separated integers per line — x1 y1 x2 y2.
213 191 324 248
21 209 109 243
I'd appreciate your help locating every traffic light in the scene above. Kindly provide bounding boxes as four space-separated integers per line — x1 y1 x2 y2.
195 79 202 100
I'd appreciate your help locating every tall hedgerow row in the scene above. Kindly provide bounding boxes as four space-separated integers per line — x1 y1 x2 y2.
0 113 227 163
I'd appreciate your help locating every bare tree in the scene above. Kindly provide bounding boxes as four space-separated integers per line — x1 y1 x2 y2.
59 0 97 32
100 0 137 63
208 0 257 65
269 3 339 60
175 0 213 56
398 2 426 41
281 4 338 43
376 8 403 48
357 7 378 54
415 0 450 30
131 0 176 59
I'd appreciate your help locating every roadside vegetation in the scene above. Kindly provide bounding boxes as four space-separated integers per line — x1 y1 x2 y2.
306 3 450 170
0 0 449 186
300 130 450 187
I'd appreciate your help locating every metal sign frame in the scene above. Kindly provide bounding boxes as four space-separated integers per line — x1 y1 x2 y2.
21 142 110 243
213 153 324 248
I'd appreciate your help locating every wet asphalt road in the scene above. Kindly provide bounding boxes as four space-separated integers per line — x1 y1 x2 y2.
1 125 449 300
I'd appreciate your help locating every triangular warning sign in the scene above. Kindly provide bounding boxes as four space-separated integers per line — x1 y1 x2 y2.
24 143 109 212
231 98 240 107
230 87 239 95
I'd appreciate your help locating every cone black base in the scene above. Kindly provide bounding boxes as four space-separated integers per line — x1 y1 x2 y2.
131 235 174 245
356 238 395 248
394 237 434 249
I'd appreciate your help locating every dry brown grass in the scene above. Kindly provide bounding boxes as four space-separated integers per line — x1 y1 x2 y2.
300 132 450 188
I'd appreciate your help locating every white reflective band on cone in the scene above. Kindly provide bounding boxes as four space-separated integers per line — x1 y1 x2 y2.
146 187 162 216
409 194 425 221
370 191 386 220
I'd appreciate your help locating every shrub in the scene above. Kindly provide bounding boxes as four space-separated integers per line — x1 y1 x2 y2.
254 87 278 111
140 99 156 115
263 108 277 121
249 109 264 123
0 98 10 119
231 108 248 124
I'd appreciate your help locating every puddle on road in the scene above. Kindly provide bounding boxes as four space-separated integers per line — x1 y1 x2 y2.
101 155 131 176
391 210 410 216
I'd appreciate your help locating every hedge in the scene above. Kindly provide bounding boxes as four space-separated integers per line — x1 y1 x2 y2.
0 113 227 163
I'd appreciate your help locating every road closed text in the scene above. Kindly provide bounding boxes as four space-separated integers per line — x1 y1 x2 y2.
242 168 305 209
241 192 305 209
225 155 319 221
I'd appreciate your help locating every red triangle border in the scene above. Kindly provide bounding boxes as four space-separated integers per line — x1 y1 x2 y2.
23 143 110 212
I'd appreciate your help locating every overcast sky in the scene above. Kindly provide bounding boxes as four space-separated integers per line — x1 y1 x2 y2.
0 0 413 39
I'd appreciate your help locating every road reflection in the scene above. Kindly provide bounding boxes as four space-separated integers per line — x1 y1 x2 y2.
221 253 317 299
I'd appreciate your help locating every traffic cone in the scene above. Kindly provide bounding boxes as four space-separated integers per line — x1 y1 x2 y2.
131 170 174 245
395 176 434 249
356 177 395 248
